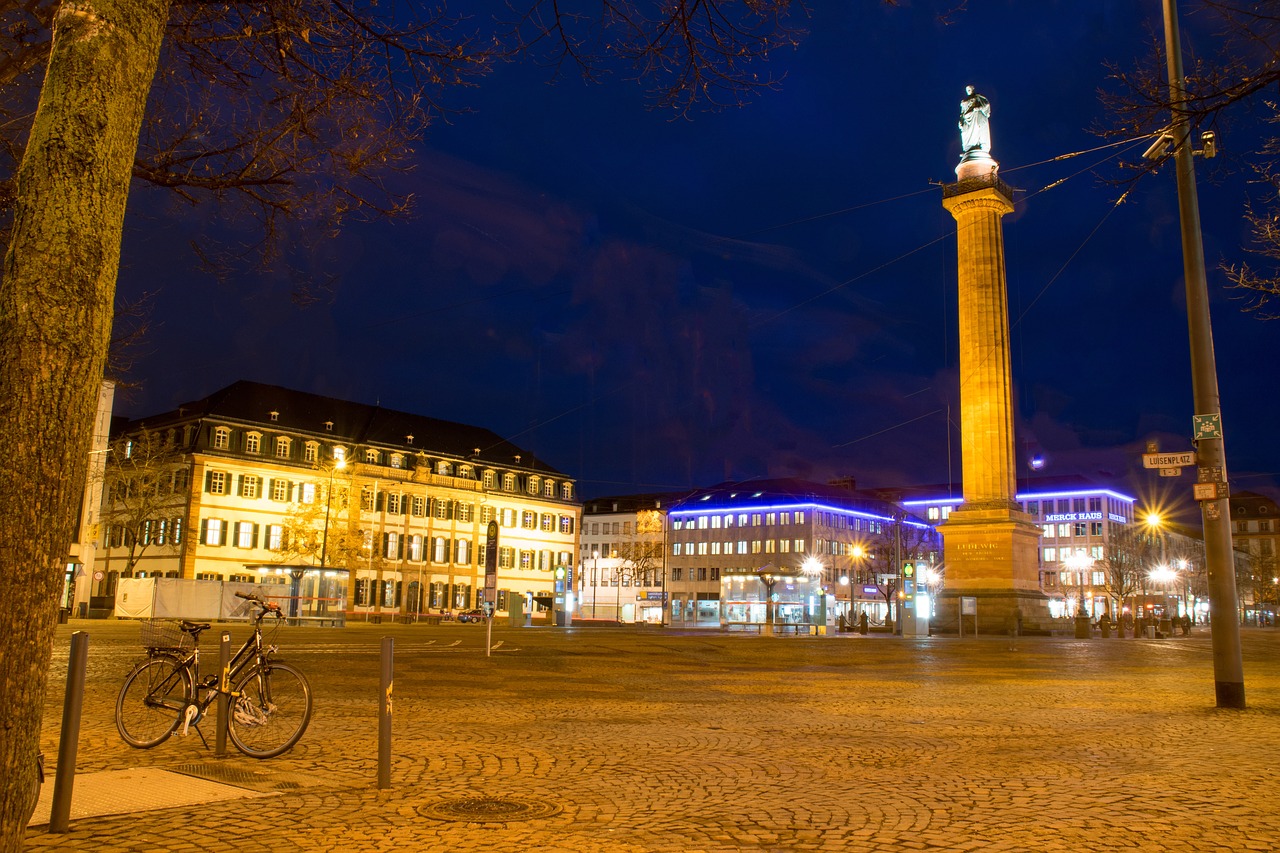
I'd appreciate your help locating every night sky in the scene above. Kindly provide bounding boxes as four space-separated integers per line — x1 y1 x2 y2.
112 2 1278 512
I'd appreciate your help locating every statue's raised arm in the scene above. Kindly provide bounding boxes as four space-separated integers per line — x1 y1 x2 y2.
958 85 991 156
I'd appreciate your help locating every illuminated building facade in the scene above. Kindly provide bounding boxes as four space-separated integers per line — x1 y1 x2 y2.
895 476 1136 620
664 480 937 627
93 381 579 620
580 493 679 624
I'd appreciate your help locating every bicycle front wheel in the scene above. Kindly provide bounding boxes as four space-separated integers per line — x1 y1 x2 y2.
116 656 193 748
227 661 313 758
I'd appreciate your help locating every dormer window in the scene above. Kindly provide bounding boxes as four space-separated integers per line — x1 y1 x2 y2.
390 454 404 469
245 432 262 454
332 445 347 464
436 460 453 477
365 448 379 464
269 411 279 422
304 441 319 463
561 482 573 500
212 427 231 450
503 473 516 492
528 476 540 496
324 421 334 431
275 436 291 459
544 479 556 498
482 470 495 489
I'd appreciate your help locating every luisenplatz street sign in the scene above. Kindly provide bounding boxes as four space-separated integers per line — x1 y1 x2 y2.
1142 451 1197 469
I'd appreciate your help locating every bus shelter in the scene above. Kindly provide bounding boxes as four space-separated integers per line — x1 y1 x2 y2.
720 566 825 635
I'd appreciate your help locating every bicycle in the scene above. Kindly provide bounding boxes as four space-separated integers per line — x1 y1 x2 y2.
115 591 313 759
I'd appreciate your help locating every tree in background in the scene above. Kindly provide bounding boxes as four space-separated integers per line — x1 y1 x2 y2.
613 509 666 589
1102 0 1280 315
0 5 805 843
96 429 187 577
1099 524 1153 619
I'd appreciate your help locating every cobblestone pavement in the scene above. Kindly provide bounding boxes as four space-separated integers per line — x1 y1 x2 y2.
24 620 1280 852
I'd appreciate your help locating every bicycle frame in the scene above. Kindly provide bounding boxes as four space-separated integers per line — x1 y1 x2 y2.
152 609 278 733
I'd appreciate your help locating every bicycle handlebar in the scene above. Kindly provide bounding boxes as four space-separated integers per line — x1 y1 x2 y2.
234 591 282 616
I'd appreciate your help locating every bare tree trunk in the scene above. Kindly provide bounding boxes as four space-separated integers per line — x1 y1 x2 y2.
0 1 168 848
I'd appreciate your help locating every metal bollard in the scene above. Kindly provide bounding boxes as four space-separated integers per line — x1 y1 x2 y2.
49 631 89 834
378 637 393 790
215 632 231 757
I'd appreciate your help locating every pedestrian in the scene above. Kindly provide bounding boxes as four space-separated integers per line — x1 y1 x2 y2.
1181 613 1191 636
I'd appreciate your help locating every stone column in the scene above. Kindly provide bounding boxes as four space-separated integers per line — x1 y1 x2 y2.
936 176 1049 635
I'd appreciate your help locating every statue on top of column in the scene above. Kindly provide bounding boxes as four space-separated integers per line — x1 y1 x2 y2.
958 85 991 157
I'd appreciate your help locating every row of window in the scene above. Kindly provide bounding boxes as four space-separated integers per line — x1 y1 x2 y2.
1042 545 1105 564
207 426 574 499
672 539 808 556
1043 569 1108 588
579 567 662 587
670 567 721 582
191 519 574 569
108 519 184 548
203 471 576 534
1042 522 1105 539
1237 519 1274 533
673 511 808 531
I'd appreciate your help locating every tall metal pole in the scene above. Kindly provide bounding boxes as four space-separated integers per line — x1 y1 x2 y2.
1162 0 1244 707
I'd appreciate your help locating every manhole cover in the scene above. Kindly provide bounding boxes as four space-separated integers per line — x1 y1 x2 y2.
417 797 563 823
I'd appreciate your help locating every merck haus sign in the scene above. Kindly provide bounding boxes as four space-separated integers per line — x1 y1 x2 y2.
1044 512 1103 523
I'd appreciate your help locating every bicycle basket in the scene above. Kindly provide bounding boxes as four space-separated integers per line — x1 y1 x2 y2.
139 619 193 651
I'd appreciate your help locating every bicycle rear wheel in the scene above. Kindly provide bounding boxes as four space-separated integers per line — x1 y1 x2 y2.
227 661 313 758
116 656 193 748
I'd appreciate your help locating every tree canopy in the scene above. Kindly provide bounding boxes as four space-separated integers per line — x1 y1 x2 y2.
1103 0 1280 315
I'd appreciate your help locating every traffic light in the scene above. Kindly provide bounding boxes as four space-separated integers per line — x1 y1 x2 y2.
903 562 914 577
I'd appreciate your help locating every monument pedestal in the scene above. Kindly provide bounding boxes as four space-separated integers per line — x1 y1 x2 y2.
934 504 1050 635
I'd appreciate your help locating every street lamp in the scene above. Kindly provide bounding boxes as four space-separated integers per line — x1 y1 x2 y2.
319 458 347 571
1144 512 1172 635
801 556 825 630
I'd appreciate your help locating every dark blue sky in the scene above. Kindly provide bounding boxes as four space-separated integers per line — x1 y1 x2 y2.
115 1 1278 511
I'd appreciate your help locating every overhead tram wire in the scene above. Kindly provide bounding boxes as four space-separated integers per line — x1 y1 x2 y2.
489 133 1164 462
828 134 1155 450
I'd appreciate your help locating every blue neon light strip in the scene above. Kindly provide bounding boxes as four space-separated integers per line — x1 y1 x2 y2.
901 487 1135 507
670 501 933 530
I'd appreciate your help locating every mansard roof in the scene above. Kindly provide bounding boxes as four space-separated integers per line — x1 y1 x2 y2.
126 380 565 475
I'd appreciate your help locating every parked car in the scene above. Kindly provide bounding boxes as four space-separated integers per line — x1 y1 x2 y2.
457 608 488 623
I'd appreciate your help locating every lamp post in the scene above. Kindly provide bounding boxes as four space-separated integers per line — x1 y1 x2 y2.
307 457 346 621
1158 0 1245 708
801 556 825 632
591 547 599 619
319 458 347 571
1064 551 1093 638
1145 512 1175 636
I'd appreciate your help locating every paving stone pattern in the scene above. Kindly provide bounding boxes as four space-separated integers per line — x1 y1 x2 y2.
26 621 1280 852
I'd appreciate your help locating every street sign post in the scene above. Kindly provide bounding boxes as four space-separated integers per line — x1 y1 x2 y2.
1143 451 1196 469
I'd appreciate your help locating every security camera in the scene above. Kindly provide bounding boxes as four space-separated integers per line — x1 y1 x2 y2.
1143 133 1173 162
1199 131 1217 159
